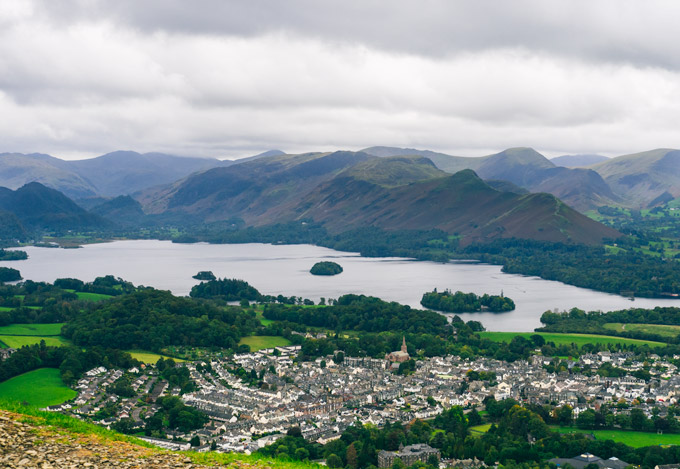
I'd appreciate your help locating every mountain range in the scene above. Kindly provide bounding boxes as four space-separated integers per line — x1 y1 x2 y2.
0 151 225 199
137 151 619 245
1 144 679 246
362 146 680 210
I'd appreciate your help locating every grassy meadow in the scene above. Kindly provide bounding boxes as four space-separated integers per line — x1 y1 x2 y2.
73 291 113 302
0 368 76 407
239 335 292 351
469 423 492 437
553 426 680 448
0 335 70 348
603 323 680 338
126 350 186 364
0 323 64 336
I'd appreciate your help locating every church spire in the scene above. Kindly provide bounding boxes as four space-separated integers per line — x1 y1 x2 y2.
401 336 407 353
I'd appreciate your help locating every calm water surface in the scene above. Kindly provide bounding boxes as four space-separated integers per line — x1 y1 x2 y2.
3 240 680 332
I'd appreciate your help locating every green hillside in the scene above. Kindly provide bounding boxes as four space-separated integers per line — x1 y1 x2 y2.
296 169 619 245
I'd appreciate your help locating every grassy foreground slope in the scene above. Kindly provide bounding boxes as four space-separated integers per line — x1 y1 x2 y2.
0 400 317 468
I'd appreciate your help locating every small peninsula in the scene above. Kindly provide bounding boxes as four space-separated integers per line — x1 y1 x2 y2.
310 261 343 276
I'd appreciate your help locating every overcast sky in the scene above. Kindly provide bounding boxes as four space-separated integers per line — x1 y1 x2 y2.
1 0 679 160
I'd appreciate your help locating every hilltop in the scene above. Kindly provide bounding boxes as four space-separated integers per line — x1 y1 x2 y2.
0 182 109 232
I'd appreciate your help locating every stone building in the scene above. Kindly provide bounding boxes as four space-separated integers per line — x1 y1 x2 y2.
378 443 440 468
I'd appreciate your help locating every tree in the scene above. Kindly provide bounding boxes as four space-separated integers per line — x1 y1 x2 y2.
190 435 201 447
287 426 302 438
631 408 648 431
556 405 573 426
346 442 358 469
326 453 343 468
576 409 596 429
210 440 217 450
333 352 344 364
295 448 310 460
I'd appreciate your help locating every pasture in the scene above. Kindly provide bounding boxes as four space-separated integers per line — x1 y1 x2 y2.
238 336 292 351
0 368 76 407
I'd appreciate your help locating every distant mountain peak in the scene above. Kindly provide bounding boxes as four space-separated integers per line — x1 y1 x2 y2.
551 154 609 167
252 149 285 158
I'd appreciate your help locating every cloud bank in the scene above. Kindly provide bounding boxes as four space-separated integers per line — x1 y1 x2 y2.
1 0 679 159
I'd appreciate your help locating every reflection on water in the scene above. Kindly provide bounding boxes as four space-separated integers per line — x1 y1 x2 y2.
3 240 680 332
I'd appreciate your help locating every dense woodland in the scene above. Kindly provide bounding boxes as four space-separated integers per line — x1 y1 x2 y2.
0 267 21 282
61 289 260 351
262 294 450 335
421 290 515 313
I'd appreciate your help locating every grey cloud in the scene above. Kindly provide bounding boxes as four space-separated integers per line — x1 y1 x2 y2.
0 0 679 160
37 0 680 70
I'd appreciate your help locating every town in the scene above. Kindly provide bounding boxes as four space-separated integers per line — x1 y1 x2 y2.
26 338 680 466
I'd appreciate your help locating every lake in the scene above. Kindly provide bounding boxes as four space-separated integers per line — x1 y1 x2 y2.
3 240 680 332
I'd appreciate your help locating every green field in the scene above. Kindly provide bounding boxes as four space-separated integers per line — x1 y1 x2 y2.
254 309 274 326
554 426 680 448
239 336 292 351
604 323 680 338
479 331 665 348
74 291 112 302
0 335 70 348
469 423 491 436
126 350 186 364
0 368 76 407
0 323 64 336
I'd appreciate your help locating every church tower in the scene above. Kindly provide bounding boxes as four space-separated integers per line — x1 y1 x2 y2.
401 336 407 354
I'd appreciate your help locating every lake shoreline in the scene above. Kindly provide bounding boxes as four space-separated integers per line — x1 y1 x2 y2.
4 239 680 332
